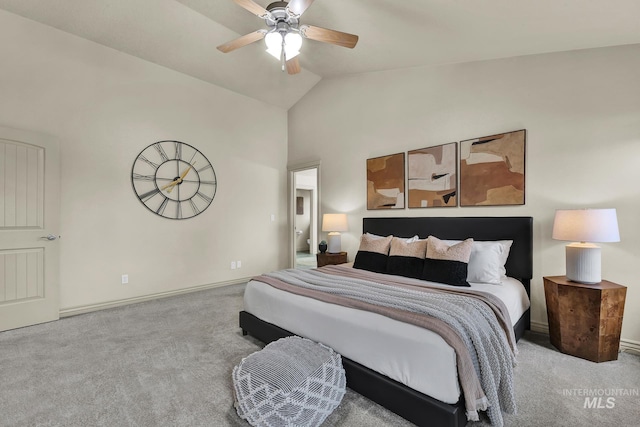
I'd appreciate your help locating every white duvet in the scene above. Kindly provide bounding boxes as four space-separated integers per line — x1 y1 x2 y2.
243 274 529 405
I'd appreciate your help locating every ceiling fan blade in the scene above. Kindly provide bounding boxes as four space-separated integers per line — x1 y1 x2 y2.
233 0 271 18
287 0 315 16
286 57 301 75
300 25 359 49
217 30 266 53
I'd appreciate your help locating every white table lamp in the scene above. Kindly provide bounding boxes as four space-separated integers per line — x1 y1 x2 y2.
552 208 620 284
322 213 348 253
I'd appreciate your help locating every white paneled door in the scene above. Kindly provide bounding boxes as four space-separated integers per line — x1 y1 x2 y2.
0 126 60 332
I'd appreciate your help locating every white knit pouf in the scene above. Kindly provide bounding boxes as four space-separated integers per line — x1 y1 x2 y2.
232 336 346 427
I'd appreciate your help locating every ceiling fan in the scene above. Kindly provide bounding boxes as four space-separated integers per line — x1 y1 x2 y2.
217 0 359 75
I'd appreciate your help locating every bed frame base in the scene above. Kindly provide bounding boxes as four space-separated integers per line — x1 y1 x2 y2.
240 309 529 427
240 310 467 427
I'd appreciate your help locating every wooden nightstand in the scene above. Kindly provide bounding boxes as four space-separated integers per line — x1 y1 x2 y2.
543 276 626 362
316 252 348 267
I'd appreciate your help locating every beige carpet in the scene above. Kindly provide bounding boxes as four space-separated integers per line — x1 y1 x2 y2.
0 283 638 427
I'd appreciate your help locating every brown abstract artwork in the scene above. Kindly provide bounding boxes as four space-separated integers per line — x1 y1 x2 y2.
367 153 405 209
408 143 457 208
460 129 526 206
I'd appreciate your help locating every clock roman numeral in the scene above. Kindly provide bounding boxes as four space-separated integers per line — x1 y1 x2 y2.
174 141 182 160
195 192 212 204
138 155 159 169
132 173 155 181
140 188 161 202
197 164 212 173
188 150 199 165
200 180 217 186
177 201 182 219
154 143 169 162
188 199 200 215
156 196 169 216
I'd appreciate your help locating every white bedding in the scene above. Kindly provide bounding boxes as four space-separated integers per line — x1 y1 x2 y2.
243 273 529 405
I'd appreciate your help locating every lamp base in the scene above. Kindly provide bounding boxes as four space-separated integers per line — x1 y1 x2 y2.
565 243 601 284
327 232 342 254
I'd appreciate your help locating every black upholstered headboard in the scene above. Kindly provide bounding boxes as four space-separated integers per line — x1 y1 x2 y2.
362 217 533 294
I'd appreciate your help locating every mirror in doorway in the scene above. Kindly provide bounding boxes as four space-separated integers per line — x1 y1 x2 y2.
296 196 304 215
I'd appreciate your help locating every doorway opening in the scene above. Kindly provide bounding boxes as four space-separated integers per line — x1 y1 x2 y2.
290 164 319 269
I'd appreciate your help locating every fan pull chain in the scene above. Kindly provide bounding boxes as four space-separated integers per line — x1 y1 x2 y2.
280 38 286 72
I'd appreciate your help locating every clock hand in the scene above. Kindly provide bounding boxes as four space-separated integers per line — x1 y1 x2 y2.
179 161 195 180
160 180 179 191
165 162 196 194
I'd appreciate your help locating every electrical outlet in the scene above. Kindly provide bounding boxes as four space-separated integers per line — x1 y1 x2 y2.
121 274 129 284
237 260 242 268
231 261 237 270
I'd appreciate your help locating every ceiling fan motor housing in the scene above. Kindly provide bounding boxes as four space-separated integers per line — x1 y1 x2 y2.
265 1 299 32
266 1 290 12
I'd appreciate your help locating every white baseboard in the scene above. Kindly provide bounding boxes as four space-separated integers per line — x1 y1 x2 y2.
59 278 250 318
530 320 549 334
528 320 640 356
620 338 640 356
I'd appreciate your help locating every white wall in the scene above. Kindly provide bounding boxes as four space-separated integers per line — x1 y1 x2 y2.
288 44 640 346
0 10 289 311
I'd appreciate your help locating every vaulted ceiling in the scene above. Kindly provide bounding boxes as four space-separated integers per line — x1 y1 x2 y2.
1 0 639 109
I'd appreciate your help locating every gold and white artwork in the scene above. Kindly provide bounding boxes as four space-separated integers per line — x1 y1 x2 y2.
408 143 457 208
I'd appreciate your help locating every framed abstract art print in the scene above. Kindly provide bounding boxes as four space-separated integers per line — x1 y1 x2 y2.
408 142 457 208
367 152 405 210
459 129 525 206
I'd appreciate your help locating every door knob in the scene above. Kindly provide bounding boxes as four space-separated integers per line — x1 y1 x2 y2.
40 234 58 241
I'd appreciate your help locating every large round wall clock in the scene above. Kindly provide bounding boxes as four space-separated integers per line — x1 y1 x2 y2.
131 140 217 219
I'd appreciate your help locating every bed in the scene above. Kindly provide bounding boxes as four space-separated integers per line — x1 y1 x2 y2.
239 216 532 427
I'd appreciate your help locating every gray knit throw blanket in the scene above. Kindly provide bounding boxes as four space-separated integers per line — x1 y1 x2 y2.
259 266 518 427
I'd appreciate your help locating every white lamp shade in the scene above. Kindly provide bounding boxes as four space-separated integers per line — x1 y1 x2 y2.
322 213 347 253
552 208 620 284
322 214 348 232
552 208 620 243
284 32 302 59
265 31 283 59
265 31 301 60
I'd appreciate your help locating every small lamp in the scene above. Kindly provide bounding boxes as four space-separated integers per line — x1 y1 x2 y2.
322 213 348 254
552 208 620 284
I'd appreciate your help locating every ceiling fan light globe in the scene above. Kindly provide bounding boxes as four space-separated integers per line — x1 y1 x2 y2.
285 49 300 60
285 32 302 51
266 46 282 59
264 31 283 50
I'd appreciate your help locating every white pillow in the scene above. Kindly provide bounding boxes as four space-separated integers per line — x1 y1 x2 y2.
365 232 391 239
443 240 513 285
366 233 418 243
